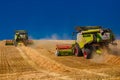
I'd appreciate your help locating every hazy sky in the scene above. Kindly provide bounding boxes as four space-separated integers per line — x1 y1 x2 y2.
0 0 120 39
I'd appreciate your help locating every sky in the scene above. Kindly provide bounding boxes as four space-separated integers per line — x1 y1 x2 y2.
0 0 120 40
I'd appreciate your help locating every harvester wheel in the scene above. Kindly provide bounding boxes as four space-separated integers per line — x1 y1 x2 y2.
73 44 83 56
83 48 92 59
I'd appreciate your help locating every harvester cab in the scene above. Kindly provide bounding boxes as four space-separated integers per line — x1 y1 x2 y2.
55 26 116 59
5 30 33 46
75 26 115 47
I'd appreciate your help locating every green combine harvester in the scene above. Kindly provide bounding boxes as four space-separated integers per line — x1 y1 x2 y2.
55 26 116 59
5 30 33 46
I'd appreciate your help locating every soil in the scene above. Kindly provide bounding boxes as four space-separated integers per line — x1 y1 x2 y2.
0 40 120 80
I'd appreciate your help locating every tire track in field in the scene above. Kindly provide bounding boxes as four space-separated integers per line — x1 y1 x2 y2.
21 46 109 77
0 47 13 74
16 46 73 80
0 45 36 74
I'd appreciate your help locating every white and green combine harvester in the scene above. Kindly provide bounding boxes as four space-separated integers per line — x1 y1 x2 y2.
5 30 33 46
55 26 116 59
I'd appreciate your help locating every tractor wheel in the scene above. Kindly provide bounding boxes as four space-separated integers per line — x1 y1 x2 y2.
73 44 83 56
83 48 92 59
55 50 61 56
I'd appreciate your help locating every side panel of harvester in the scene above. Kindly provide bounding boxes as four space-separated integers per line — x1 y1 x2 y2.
77 33 94 49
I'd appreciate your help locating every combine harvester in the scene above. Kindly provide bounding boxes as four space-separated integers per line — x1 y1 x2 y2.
55 26 116 59
5 30 33 46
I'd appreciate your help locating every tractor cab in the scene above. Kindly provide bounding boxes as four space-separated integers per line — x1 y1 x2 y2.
15 30 28 40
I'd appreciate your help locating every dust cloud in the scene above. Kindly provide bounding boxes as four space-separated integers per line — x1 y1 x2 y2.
91 40 120 64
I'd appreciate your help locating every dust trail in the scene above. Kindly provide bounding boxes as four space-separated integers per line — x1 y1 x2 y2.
90 47 107 63
91 40 120 64
108 41 120 56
